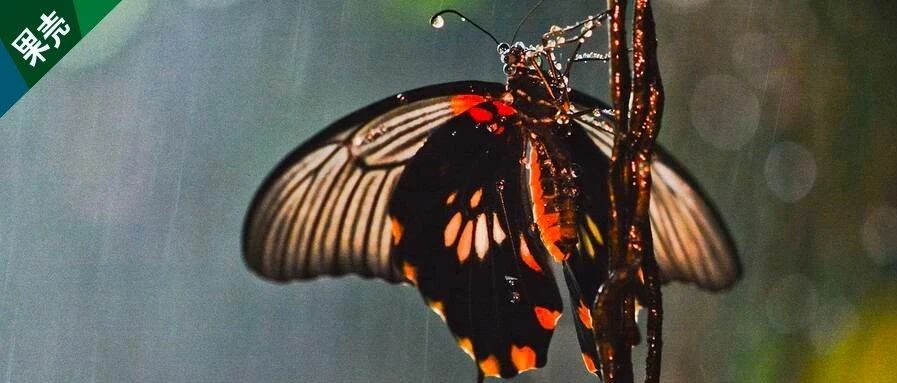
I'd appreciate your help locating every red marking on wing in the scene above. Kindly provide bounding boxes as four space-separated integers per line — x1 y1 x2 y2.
402 262 418 286
518 234 543 273
450 95 487 115
468 107 494 123
577 301 594 330
479 355 501 377
493 101 517 116
528 146 567 262
582 353 598 373
534 306 561 330
510 345 537 373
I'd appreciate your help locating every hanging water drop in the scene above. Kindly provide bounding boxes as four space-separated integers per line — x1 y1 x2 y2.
431 15 445 29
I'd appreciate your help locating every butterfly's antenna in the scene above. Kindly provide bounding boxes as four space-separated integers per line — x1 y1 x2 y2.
430 9 500 46
511 0 546 42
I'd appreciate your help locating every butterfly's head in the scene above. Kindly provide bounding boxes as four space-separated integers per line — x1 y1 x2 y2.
497 42 529 76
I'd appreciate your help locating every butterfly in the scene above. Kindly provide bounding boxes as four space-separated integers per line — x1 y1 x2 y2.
242 10 740 381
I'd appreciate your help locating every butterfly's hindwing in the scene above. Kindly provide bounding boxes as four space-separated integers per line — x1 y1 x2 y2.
544 122 613 375
572 109 741 291
389 105 563 379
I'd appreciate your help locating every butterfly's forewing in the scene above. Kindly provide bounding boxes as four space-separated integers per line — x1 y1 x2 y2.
243 81 508 283
390 101 563 379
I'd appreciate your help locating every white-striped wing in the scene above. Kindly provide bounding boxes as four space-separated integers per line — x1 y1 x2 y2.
243 82 508 283
574 112 741 291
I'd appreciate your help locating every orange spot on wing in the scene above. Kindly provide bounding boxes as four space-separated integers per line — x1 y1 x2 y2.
390 216 403 245
446 191 457 205
402 262 417 286
444 212 463 247
451 95 487 115
457 220 473 263
493 101 517 116
510 345 537 373
470 188 483 208
534 306 562 330
479 355 501 377
578 301 594 330
458 337 475 360
518 234 542 273
582 353 598 374
429 300 446 322
468 107 494 123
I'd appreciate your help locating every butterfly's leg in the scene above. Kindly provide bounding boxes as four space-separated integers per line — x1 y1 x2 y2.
571 107 613 119
542 10 610 42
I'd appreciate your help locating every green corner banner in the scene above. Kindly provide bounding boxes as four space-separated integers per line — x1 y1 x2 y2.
0 0 121 118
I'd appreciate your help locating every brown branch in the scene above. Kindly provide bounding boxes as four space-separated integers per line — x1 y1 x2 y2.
593 0 665 382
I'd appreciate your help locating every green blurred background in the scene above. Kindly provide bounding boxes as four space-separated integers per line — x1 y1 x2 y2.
1 0 895 382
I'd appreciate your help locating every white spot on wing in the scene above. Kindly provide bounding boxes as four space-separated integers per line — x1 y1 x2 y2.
475 213 489 259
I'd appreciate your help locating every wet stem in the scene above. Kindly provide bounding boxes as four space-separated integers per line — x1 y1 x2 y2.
592 0 665 383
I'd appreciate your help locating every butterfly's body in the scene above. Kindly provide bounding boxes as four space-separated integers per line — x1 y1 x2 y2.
243 14 740 382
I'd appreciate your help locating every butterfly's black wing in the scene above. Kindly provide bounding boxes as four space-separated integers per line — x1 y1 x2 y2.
243 81 509 283
390 101 564 379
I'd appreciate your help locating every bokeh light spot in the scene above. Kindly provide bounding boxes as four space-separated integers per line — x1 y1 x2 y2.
690 74 760 150
862 205 897 265
764 141 817 203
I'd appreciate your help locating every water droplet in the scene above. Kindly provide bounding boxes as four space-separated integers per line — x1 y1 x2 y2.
497 42 510 54
431 15 445 29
